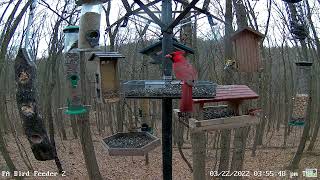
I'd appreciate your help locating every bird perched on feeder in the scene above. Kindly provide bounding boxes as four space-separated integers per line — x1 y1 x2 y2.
165 50 198 112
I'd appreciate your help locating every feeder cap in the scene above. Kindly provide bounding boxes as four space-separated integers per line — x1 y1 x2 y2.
63 26 80 33
295 61 313 66
281 0 303 3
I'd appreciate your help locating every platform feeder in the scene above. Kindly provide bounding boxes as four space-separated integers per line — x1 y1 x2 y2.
88 52 124 103
290 62 312 126
102 132 160 156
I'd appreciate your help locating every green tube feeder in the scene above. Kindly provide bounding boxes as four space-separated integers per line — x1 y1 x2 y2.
70 74 79 88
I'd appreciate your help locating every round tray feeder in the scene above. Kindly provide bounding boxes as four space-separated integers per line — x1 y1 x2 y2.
102 132 160 156
290 62 312 126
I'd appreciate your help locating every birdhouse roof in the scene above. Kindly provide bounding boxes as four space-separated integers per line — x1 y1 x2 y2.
230 27 264 41
88 51 125 61
139 38 194 55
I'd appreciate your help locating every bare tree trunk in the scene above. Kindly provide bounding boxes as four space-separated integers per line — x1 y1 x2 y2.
78 51 102 180
0 126 22 180
219 0 233 173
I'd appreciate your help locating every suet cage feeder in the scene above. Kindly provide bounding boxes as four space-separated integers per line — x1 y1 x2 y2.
102 132 161 156
63 26 87 115
283 0 308 40
290 62 312 126
140 37 194 64
78 2 102 50
122 80 217 99
88 52 124 103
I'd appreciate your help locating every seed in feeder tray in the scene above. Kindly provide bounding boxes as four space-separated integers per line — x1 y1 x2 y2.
292 94 309 119
103 133 154 149
123 82 216 98
103 90 119 99
203 106 235 120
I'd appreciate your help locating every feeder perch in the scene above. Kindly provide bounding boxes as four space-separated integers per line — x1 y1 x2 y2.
187 105 260 132
102 132 160 156
290 61 312 126
140 37 194 64
122 80 216 99
88 51 125 103
65 105 87 115
230 27 264 72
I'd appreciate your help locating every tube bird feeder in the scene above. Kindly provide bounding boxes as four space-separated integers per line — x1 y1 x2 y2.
290 62 312 126
78 2 102 50
63 26 87 115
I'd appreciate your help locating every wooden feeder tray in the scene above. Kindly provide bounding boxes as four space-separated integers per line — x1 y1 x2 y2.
102 132 160 156
187 106 259 132
122 80 216 99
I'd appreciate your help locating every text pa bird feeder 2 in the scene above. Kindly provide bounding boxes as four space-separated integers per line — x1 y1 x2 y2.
140 37 194 64
78 2 102 50
63 26 87 115
230 27 264 72
88 52 124 103
290 62 312 126
102 132 160 156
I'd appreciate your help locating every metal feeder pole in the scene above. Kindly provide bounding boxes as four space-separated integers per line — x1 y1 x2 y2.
161 0 173 179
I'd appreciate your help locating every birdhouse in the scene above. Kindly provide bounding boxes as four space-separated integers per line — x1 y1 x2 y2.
230 27 264 72
140 37 194 64
88 52 124 103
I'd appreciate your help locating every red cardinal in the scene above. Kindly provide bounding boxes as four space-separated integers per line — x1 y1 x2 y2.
166 51 198 112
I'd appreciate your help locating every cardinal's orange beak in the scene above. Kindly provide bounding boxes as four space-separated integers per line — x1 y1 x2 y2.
165 54 172 58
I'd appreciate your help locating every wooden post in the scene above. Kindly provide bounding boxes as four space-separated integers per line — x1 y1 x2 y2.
191 103 206 180
77 1 102 179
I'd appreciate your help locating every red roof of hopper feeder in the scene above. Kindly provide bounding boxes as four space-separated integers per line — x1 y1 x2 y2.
193 85 259 104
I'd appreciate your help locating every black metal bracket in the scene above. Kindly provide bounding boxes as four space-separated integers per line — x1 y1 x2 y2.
134 0 166 28
165 0 200 32
105 0 161 33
